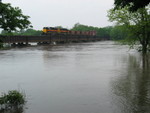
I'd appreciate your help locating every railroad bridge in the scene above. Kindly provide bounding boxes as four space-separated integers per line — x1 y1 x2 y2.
0 34 103 46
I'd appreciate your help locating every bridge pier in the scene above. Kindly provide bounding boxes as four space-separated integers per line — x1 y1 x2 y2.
11 42 29 47
37 42 52 45
0 39 3 48
25 42 28 45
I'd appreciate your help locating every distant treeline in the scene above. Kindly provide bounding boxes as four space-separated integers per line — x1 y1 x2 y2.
71 23 129 40
0 29 42 36
0 23 129 41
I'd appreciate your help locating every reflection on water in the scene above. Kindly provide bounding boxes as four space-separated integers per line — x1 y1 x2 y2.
0 41 150 113
111 54 150 113
0 107 23 113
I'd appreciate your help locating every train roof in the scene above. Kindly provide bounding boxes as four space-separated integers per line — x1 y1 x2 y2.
43 27 57 30
43 27 69 30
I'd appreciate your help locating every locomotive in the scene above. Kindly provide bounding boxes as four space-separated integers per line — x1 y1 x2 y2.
42 27 69 35
42 27 97 36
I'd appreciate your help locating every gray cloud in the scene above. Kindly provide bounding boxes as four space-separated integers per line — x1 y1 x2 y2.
4 0 114 30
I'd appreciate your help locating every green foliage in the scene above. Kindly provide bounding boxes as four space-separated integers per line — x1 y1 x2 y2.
71 23 95 31
1 29 42 36
0 2 32 33
18 29 42 36
107 5 150 54
110 25 130 40
0 90 26 109
6 90 25 106
114 0 150 11
98 26 112 39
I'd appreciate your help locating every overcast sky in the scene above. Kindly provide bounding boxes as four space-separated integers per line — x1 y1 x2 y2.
3 0 114 30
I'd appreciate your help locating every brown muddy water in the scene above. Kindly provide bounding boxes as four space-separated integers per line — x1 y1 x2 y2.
0 41 150 113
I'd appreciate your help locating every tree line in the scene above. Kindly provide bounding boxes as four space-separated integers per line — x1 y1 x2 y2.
0 23 125 41
0 29 42 36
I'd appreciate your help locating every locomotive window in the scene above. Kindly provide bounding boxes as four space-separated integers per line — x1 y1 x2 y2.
50 27 56 30
60 28 68 31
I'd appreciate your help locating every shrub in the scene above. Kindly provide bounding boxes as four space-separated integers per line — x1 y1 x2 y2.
0 90 26 110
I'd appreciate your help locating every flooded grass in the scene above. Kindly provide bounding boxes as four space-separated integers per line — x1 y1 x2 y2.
0 90 26 112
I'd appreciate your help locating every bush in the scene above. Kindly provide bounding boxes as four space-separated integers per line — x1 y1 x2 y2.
0 90 26 110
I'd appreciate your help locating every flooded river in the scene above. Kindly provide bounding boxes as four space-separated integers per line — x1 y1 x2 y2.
0 41 150 113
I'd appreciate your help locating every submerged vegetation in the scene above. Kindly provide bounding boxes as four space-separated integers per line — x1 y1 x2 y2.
0 90 26 111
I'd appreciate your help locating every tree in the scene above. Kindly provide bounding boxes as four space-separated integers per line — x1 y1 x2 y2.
71 23 93 31
19 29 42 36
0 2 32 33
114 0 150 11
108 6 150 54
99 26 112 39
110 25 129 40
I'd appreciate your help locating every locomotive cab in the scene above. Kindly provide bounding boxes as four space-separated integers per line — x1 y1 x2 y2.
42 27 48 34
42 27 70 35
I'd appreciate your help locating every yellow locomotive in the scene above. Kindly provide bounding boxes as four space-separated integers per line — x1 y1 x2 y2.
42 27 70 35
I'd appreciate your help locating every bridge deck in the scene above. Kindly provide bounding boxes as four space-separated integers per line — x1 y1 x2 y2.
0 34 102 44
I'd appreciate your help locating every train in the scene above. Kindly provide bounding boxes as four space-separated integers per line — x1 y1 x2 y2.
42 27 69 34
42 27 97 36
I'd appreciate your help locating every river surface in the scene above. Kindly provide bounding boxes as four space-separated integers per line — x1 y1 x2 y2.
0 41 150 113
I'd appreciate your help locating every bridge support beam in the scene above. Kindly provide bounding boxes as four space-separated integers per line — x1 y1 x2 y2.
0 39 3 48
